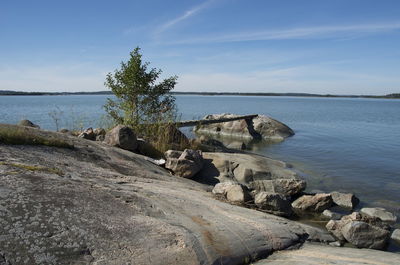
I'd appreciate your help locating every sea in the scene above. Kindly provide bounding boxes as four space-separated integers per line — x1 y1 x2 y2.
1 94 400 225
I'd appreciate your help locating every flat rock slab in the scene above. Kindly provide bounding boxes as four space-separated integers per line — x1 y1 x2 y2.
197 152 299 187
256 243 400 265
0 125 333 265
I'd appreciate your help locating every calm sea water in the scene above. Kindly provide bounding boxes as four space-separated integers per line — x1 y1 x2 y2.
1 94 400 221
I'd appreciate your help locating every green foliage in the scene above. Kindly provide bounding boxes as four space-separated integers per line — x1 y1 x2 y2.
104 47 178 135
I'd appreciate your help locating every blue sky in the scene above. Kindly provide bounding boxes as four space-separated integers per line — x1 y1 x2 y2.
1 0 400 94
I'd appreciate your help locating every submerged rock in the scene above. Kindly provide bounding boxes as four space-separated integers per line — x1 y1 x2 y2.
322 209 343 220
103 125 138 151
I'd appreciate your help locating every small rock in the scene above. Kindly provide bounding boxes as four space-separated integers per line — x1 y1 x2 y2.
329 241 342 247
18 119 40 129
226 141 246 150
226 184 251 203
322 209 343 220
93 128 106 136
341 221 390 250
360 207 397 223
212 181 236 195
391 229 400 243
78 127 96 140
330 191 359 209
254 192 292 217
165 149 204 178
292 193 333 212
59 128 69 133
164 150 183 159
104 125 138 151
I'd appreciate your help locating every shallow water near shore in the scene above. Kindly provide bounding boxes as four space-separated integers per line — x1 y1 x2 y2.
1 94 400 224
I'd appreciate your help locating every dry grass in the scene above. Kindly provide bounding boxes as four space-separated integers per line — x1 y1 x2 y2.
0 161 63 176
0 126 74 149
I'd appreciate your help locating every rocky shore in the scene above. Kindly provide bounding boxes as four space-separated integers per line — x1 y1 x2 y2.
0 117 399 264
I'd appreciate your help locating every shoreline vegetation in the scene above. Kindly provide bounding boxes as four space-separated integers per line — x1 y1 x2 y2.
1 89 399 99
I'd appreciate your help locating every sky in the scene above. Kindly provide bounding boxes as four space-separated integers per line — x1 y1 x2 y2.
1 0 400 95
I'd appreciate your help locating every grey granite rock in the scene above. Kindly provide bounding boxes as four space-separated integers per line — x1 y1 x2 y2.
103 124 138 151
254 192 293 217
292 193 333 213
360 207 398 223
255 243 400 265
330 191 359 209
1 124 336 264
341 221 390 249
165 149 204 178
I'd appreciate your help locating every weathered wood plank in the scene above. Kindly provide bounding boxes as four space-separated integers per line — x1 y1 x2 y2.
176 114 258 128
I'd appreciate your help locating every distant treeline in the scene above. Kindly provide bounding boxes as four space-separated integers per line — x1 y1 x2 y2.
0 90 399 99
0 90 112 96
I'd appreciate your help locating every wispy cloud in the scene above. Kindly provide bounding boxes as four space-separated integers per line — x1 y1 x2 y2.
155 0 215 34
168 22 400 44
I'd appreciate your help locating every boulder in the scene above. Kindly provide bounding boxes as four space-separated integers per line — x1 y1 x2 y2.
195 113 255 139
254 192 292 217
59 128 69 133
330 191 359 209
326 212 391 249
226 184 251 203
341 221 390 249
292 193 333 213
18 119 40 129
194 113 294 141
252 115 295 141
250 179 306 196
103 125 138 151
360 207 397 223
164 149 183 159
212 181 237 195
391 229 400 243
78 127 96 141
165 149 204 178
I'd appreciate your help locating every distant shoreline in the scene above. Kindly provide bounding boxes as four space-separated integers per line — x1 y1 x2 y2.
0 90 399 99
